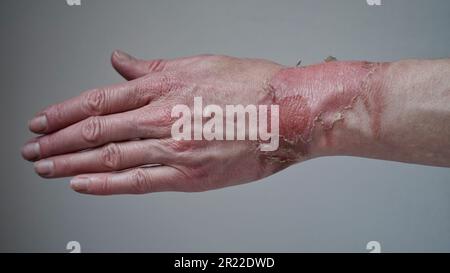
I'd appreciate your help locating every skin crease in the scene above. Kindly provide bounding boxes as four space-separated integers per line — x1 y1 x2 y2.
21 51 450 195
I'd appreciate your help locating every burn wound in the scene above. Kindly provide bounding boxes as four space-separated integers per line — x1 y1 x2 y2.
269 61 387 155
275 95 311 142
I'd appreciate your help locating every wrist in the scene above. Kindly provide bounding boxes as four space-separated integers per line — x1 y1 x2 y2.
269 60 389 160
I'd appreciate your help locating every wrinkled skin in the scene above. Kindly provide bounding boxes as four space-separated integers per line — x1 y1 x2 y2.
22 52 450 195
22 52 293 195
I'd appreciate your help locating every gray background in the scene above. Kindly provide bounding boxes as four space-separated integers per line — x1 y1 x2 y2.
1 0 449 252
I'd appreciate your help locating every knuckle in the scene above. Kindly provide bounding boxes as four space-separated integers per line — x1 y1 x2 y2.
82 88 108 115
130 169 151 194
100 143 122 170
134 110 172 139
156 106 176 126
141 72 181 97
134 80 153 104
158 72 179 93
81 116 103 144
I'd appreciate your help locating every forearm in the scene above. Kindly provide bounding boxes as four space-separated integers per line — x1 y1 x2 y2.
271 59 450 167
22 52 450 195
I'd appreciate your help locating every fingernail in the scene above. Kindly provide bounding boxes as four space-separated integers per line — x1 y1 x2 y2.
71 177 90 193
114 50 135 61
29 115 48 133
34 160 54 176
113 50 132 62
21 142 40 160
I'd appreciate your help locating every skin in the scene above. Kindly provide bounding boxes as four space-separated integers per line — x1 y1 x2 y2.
21 51 450 195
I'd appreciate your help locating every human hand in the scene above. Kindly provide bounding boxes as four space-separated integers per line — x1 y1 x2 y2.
22 51 301 195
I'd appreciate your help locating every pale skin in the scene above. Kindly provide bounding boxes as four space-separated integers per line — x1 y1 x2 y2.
21 51 450 195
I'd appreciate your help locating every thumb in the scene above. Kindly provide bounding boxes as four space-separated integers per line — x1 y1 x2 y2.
111 50 165 80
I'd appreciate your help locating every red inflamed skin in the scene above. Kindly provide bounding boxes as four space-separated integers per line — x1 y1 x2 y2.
21 52 450 195
271 59 450 167
270 61 389 157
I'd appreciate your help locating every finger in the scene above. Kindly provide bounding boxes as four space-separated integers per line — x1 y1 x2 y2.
70 166 186 195
33 139 172 178
111 50 209 80
28 73 168 134
23 110 144 161
111 50 167 80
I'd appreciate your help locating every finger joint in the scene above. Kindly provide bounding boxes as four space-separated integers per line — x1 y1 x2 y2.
101 143 122 170
81 116 104 144
130 169 151 194
83 88 108 116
